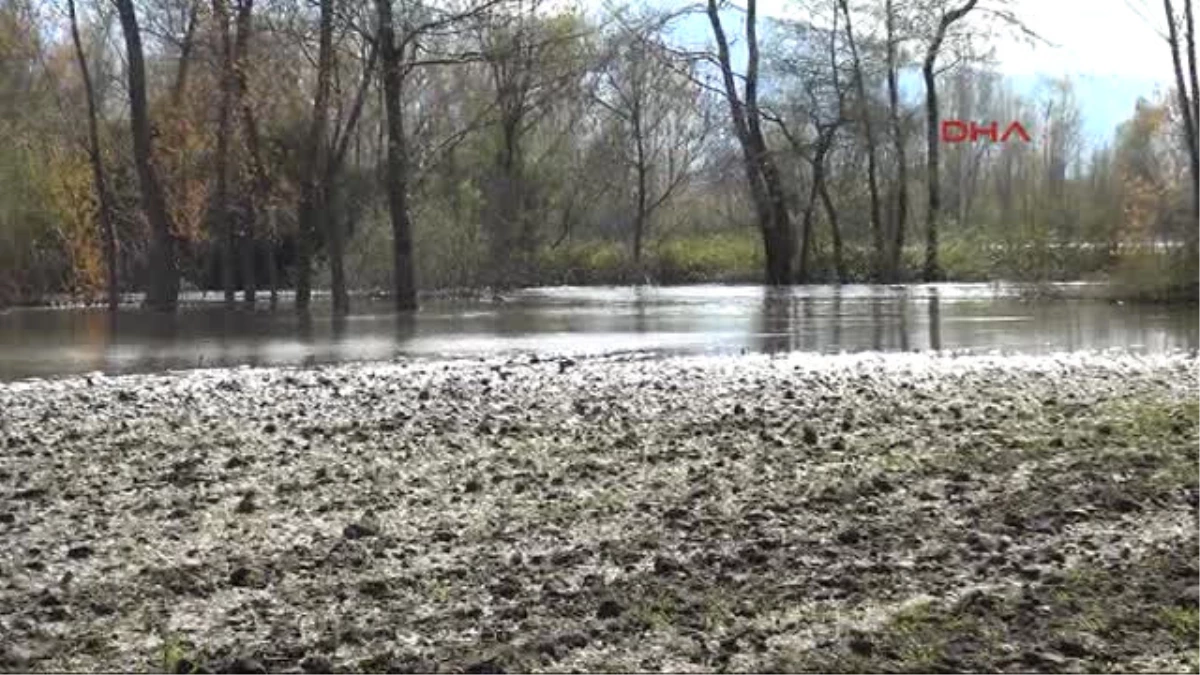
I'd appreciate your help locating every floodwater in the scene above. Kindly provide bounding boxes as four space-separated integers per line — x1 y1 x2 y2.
0 284 1195 381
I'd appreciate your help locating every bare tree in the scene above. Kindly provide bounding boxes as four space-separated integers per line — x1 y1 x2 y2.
116 0 180 310
706 0 795 285
921 0 978 282
376 0 417 310
67 0 118 311
295 0 334 311
473 0 589 290
1164 0 1199 219
838 0 884 281
377 0 510 308
211 0 236 306
884 0 909 281
232 0 263 304
595 18 709 268
168 0 199 107
765 0 848 283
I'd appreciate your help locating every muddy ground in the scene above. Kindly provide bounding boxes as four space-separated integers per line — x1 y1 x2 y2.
0 352 1197 673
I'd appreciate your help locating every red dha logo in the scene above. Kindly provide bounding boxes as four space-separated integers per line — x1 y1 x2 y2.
941 120 1032 143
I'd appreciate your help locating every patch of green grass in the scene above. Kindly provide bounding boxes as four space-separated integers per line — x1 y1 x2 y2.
160 636 201 674
651 231 763 284
425 579 453 603
1108 248 1200 303
538 241 634 285
631 591 682 631
1117 398 1199 438
1158 608 1200 641
696 594 735 632
1094 397 1199 490
890 612 950 668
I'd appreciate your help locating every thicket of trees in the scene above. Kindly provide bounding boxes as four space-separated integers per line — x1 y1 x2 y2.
0 0 1195 312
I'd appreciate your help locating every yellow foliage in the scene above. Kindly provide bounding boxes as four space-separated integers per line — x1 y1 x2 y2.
43 145 105 296
155 107 211 243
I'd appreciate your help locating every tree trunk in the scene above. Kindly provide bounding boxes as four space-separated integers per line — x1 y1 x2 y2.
377 0 417 311
67 0 119 312
818 166 845 283
1187 0 1199 202
295 191 316 309
922 0 978 282
922 56 942 282
322 39 378 315
802 131 836 283
327 208 348 313
1166 0 1199 220
233 0 260 305
756 151 795 285
267 207 278 308
744 0 794 285
632 103 647 266
840 0 884 281
296 0 334 311
706 0 793 286
171 2 198 107
798 178 818 284
885 0 908 281
211 0 236 307
115 0 179 311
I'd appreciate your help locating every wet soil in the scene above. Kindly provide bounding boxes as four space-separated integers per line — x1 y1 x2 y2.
0 352 1197 672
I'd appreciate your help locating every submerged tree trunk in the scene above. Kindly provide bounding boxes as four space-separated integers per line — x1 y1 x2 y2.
376 0 417 311
67 0 118 311
116 0 179 311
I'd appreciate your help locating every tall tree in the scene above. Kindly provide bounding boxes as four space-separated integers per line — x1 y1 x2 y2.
1164 0 1199 219
839 0 884 281
66 0 118 311
595 20 707 268
706 0 795 285
884 0 909 281
921 0 978 282
211 0 236 306
476 1 587 290
295 0 335 311
115 0 180 310
231 0 262 304
376 0 417 310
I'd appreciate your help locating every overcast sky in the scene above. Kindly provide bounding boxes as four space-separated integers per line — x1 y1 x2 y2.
739 0 1176 82
970 0 1172 82
633 0 1179 144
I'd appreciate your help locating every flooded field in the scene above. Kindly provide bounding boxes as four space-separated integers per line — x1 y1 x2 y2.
0 283 1195 381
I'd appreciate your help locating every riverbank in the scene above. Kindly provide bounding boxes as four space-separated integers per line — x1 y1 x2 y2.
1 352 1197 672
